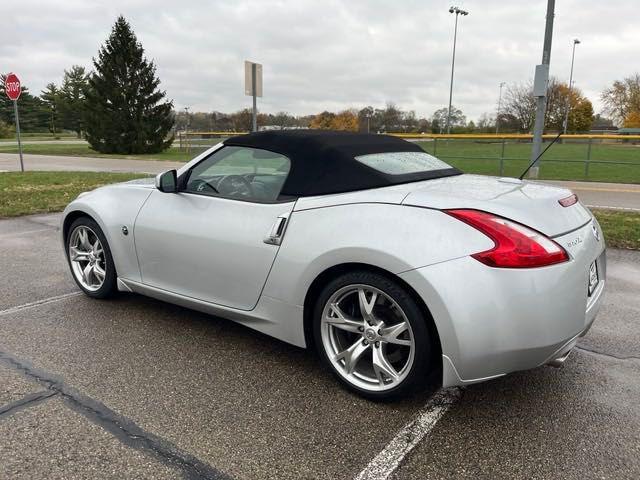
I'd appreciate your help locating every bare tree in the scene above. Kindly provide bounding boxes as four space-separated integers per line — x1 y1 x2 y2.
431 107 465 133
601 73 640 125
272 111 296 129
502 82 537 132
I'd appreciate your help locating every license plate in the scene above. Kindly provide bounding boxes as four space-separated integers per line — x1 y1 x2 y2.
588 261 599 296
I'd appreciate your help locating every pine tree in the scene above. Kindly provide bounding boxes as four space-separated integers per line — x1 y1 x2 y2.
41 83 61 135
85 16 174 154
59 66 89 138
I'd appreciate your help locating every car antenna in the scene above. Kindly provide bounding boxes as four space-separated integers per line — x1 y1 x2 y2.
518 132 563 180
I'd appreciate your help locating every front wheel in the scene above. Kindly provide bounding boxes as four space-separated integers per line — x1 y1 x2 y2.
66 217 117 299
313 271 434 400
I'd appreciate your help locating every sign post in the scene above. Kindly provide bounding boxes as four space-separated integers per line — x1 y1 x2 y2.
244 61 263 132
5 73 24 172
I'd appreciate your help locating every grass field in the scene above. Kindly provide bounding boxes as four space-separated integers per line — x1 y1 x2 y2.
416 139 640 183
0 171 147 217
0 137 639 183
593 209 640 250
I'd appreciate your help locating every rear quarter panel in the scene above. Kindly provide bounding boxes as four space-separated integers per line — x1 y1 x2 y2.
262 203 494 306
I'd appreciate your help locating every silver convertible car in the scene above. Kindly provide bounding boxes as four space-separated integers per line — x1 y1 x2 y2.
62 131 606 400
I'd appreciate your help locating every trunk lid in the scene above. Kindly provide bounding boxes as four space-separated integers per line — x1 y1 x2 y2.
402 174 592 236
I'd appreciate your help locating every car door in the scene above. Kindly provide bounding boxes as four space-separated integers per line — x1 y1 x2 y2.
133 145 295 311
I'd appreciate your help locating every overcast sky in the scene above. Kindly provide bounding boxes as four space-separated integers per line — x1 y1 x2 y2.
1 0 638 120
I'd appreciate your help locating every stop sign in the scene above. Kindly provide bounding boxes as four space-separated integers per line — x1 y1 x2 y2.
4 73 21 101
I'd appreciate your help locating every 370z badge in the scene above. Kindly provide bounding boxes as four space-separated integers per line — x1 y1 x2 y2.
592 223 601 242
566 236 583 248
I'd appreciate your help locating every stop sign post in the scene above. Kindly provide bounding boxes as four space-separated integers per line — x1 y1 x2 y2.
4 73 24 171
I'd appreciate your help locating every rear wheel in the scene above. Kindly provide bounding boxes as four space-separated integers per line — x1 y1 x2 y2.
66 217 117 299
313 270 433 400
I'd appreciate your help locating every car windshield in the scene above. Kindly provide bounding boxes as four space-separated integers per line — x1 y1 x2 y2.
354 151 452 175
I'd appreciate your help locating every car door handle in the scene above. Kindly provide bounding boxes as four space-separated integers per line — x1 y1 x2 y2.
264 213 290 246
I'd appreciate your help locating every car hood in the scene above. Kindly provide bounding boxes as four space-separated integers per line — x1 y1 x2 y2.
401 174 592 236
120 177 156 187
75 176 155 200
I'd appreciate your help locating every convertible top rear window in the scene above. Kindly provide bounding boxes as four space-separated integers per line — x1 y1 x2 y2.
355 151 452 175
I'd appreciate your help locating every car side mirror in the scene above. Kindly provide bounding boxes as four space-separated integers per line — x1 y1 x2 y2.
155 169 178 193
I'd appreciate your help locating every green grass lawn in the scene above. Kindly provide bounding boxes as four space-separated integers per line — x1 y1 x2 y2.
0 171 147 217
0 137 638 183
593 209 640 250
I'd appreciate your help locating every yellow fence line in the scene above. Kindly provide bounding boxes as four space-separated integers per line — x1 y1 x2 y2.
179 131 245 136
178 131 640 141
390 133 640 140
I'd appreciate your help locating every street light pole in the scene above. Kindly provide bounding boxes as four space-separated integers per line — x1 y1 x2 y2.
496 81 506 134
563 38 580 134
445 6 468 135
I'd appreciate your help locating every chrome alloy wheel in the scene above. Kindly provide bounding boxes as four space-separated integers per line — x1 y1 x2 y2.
321 284 415 392
68 225 106 292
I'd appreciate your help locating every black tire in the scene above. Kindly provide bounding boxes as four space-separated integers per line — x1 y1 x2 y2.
65 216 117 299
313 270 434 401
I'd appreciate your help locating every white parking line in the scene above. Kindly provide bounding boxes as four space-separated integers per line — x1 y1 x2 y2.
0 291 81 317
586 204 640 212
354 387 462 480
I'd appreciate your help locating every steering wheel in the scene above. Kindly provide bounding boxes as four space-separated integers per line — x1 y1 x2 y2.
217 175 254 198
190 178 219 193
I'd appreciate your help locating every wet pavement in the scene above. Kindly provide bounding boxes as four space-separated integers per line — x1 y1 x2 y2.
1 213 638 479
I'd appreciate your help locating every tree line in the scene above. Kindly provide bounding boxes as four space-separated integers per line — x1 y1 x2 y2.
176 74 639 135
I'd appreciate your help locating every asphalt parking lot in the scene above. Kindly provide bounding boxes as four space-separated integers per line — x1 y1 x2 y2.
1 213 639 480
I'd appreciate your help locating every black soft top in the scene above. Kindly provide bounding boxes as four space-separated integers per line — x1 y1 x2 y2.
224 130 461 197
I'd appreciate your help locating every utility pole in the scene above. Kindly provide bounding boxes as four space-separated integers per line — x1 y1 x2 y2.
496 82 505 134
563 39 581 134
445 6 469 135
528 0 555 179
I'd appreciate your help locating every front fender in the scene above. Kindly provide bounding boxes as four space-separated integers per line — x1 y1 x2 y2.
61 185 154 282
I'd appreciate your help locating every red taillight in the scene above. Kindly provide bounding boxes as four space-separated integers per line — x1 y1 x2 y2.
446 209 569 268
558 194 578 207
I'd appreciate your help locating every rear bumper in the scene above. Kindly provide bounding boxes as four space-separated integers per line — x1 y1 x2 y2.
399 218 606 387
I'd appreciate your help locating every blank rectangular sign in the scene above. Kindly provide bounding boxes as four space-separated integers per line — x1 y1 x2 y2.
244 61 263 97
533 64 549 97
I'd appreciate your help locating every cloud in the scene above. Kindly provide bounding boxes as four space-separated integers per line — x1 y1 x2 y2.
1 0 637 120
